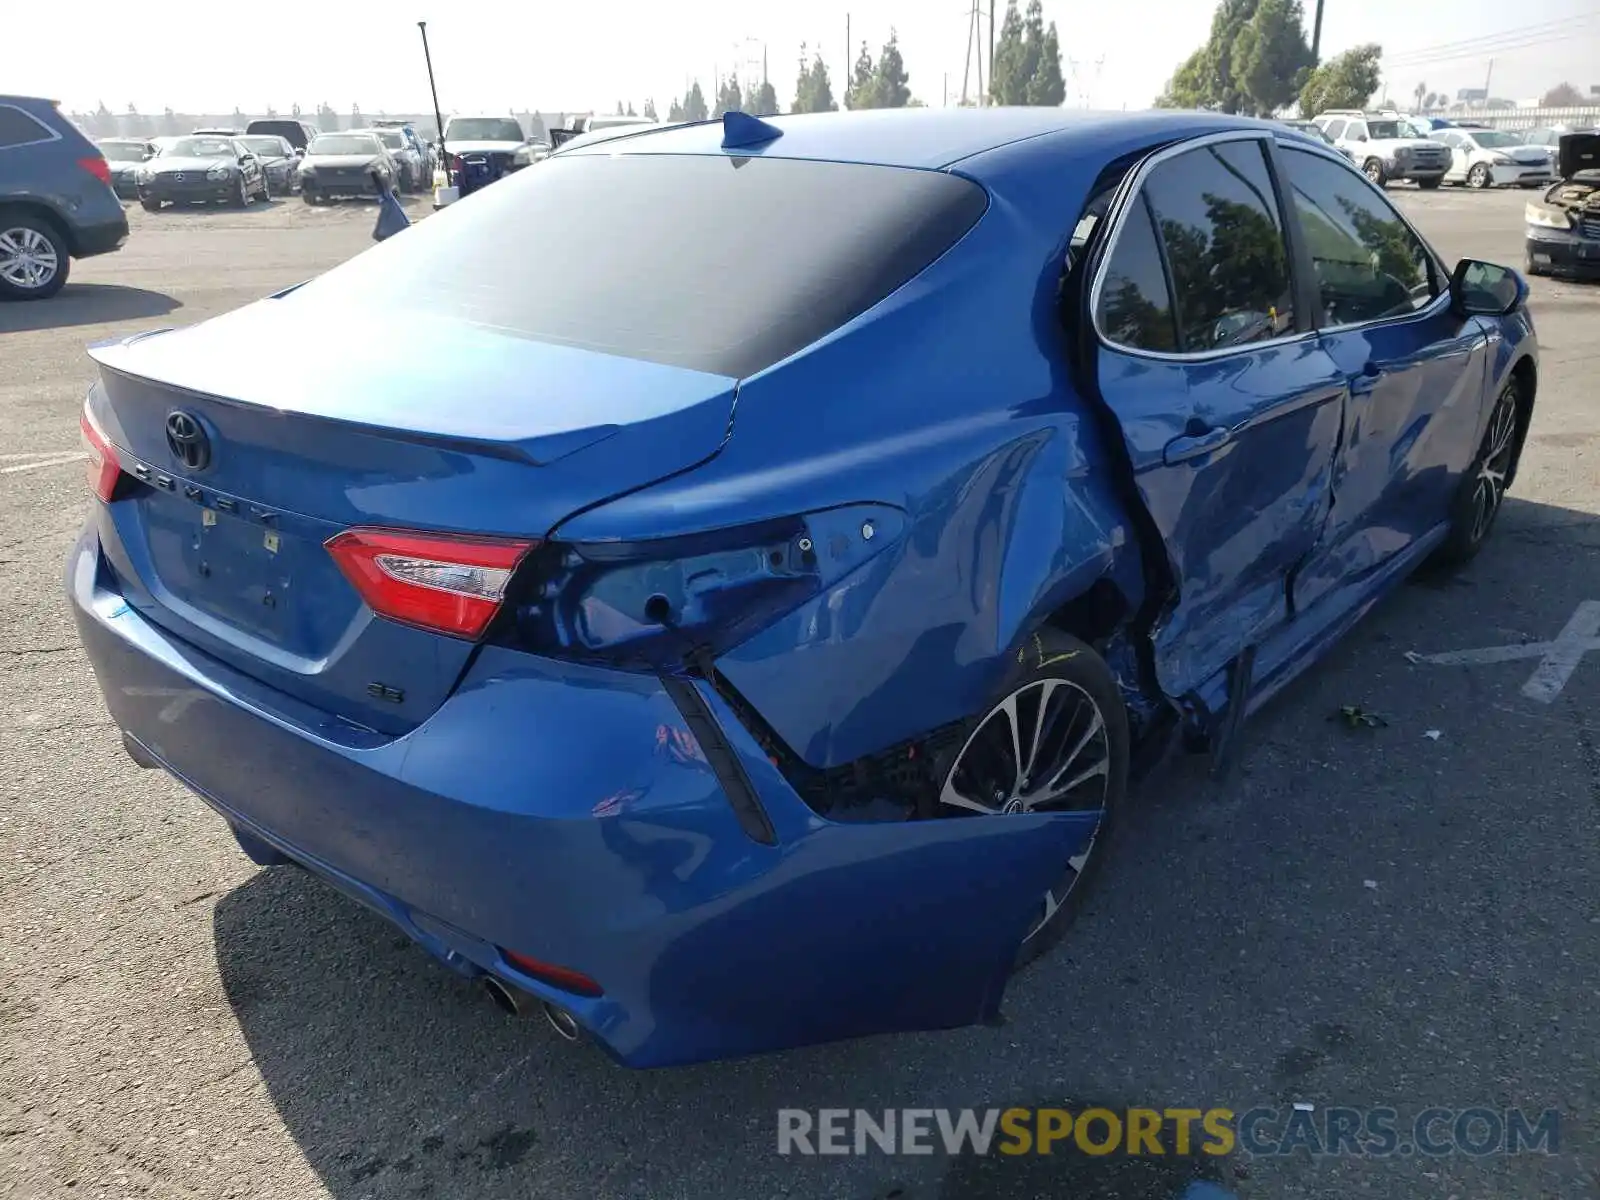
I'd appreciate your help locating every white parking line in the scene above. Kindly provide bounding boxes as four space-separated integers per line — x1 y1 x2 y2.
0 452 83 475
1418 600 1600 703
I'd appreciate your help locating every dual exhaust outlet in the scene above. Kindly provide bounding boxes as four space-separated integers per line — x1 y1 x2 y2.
483 975 581 1041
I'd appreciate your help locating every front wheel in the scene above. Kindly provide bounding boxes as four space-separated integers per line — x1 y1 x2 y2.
229 176 249 208
932 629 1130 966
302 189 320 205
1363 158 1387 187
1467 163 1492 189
1432 379 1522 567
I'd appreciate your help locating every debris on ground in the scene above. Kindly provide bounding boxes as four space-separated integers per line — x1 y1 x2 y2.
1363 880 1379 890
1404 650 1425 665
1331 704 1388 729
1424 729 1442 740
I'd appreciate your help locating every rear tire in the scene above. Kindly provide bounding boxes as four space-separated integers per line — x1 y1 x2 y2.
1467 163 1492 189
930 629 1131 968
302 189 320 205
1417 177 1442 190
0 213 69 301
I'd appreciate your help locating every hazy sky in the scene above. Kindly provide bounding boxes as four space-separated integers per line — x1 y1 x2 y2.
14 0 1600 117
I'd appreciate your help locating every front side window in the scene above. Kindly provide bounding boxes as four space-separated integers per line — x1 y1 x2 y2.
1140 139 1295 353
1279 146 1438 327
1348 121 1368 141
1094 196 1179 353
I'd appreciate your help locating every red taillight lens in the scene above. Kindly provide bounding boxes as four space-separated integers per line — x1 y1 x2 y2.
448 153 463 170
325 528 536 640
80 404 122 502
501 949 603 997
77 155 112 186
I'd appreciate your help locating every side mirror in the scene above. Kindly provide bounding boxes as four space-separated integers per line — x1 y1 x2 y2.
1451 258 1526 317
1352 132 1367 142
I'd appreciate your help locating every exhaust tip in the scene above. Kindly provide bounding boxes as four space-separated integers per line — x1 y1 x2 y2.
483 976 523 1017
542 1001 581 1042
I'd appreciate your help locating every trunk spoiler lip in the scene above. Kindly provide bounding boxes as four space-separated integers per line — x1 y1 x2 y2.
86 354 626 467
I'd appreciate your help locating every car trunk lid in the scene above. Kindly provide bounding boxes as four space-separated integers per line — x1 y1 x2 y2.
87 298 737 734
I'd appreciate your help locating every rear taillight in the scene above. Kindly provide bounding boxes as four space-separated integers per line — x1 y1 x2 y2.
80 403 122 502
448 153 463 171
77 156 112 186
325 528 537 640
500 949 603 997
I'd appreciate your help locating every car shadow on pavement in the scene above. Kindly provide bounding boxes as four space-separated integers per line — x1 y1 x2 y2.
0 283 179 333
210 496 1600 1200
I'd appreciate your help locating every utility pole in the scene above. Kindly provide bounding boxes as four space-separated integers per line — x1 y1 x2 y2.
1310 0 1325 61
846 13 850 101
1483 58 1495 103
989 0 996 105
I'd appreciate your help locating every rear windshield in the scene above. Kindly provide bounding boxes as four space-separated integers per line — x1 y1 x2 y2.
291 153 989 378
310 135 379 156
446 118 525 142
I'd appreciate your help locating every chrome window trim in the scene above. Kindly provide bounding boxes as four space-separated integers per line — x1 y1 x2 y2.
0 104 63 152
1088 129 1303 364
1273 139 1456 335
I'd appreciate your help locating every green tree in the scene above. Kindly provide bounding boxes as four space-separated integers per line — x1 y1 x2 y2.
160 107 181 136
990 0 1064 106
1027 21 1066 105
317 103 339 131
867 30 912 108
743 77 780 116
1230 0 1314 114
846 41 876 109
290 102 302 118
1157 0 1311 115
643 98 658 121
683 81 708 122
713 73 742 118
990 1 1029 104
1542 82 1584 107
1297 43 1381 117
792 47 838 113
122 104 150 137
1156 48 1212 108
668 98 686 122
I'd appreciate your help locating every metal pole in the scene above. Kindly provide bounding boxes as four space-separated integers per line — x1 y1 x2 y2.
1310 0 1325 61
417 21 447 178
845 14 850 105
1483 58 1494 102
988 0 995 105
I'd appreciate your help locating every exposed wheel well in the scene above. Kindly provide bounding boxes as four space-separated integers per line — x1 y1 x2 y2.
1044 578 1132 651
0 201 76 256
1506 355 1537 486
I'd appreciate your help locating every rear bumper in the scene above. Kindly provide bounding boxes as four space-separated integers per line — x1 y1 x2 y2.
67 524 1079 1066
72 212 130 257
1526 228 1600 279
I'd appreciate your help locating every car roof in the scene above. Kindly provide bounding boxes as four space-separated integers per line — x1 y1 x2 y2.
557 107 1275 173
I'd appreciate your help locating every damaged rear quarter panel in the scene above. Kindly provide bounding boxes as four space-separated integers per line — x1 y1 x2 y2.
557 166 1146 770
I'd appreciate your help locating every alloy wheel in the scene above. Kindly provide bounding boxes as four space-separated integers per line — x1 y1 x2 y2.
1470 386 1519 544
939 678 1113 944
1363 159 1383 185
1468 164 1491 189
0 226 60 291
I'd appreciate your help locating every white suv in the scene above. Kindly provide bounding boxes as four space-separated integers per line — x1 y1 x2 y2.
1313 111 1451 189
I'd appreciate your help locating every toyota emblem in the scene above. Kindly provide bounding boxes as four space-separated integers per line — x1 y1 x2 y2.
165 411 212 471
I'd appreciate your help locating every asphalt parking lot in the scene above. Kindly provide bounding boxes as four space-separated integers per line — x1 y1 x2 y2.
1 188 1597 1200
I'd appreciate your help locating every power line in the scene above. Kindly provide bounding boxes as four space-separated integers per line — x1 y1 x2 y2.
1382 14 1600 68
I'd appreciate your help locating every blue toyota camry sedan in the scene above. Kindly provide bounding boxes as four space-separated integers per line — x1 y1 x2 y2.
69 108 1536 1067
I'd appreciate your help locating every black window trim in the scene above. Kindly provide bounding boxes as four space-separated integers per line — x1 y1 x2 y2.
1088 129 1316 363
1273 139 1455 337
0 103 62 152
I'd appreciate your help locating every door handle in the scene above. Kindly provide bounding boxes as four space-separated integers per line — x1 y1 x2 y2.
1163 425 1231 465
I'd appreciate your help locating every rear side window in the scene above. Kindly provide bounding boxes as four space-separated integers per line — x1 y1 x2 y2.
0 105 54 149
1323 119 1346 140
1279 146 1438 326
1140 139 1295 353
1094 197 1179 352
293 154 989 378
